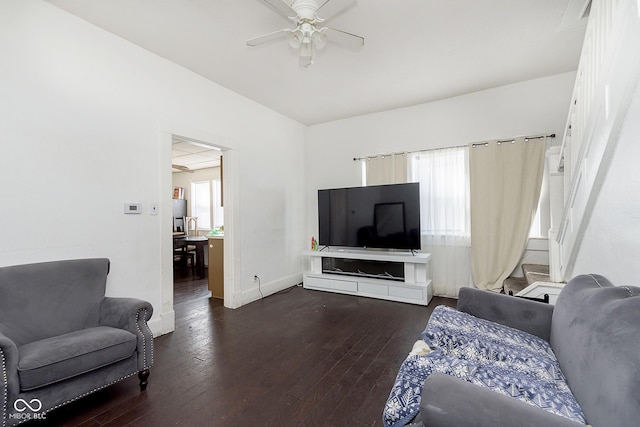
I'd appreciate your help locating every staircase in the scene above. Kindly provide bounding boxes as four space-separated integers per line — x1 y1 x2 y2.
503 264 555 296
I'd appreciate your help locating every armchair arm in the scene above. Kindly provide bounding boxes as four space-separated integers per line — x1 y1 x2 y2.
419 373 584 427
98 297 154 371
1 331 20 419
457 287 554 342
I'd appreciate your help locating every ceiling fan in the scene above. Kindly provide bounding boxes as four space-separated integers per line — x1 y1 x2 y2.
172 164 194 173
247 0 364 68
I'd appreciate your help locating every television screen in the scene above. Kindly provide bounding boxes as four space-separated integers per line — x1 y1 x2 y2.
318 183 421 250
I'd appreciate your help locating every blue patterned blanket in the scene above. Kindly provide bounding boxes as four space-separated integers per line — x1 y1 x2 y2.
382 306 586 427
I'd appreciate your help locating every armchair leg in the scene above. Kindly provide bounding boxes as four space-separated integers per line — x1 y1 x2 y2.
138 369 150 391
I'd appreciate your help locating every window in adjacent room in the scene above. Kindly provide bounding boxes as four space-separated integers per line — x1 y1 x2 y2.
212 178 224 230
191 181 211 230
190 179 223 232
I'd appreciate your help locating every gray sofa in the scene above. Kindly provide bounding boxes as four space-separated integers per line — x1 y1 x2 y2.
414 274 640 427
0 258 154 426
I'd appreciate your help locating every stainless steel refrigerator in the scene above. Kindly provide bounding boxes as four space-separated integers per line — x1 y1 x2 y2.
172 199 187 232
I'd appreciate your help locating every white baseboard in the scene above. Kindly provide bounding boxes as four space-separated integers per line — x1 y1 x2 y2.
241 273 303 305
148 309 175 337
149 275 302 334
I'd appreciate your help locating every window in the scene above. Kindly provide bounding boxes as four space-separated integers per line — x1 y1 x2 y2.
409 147 470 237
359 146 472 296
528 194 543 238
190 179 223 231
212 179 224 230
359 147 470 236
191 181 211 230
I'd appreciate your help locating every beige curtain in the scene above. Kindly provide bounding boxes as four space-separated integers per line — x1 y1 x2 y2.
365 153 407 185
469 136 546 292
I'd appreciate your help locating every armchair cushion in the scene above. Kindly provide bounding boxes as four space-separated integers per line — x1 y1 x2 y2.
98 297 155 372
17 326 137 391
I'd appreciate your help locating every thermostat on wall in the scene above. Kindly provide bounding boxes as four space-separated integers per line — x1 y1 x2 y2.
124 203 142 214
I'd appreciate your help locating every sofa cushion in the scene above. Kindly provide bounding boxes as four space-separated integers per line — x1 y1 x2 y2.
17 326 137 391
551 274 640 427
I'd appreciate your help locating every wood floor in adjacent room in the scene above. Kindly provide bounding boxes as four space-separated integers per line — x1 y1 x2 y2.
38 274 456 427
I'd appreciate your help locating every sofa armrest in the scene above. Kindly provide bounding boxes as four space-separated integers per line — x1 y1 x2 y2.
0 331 20 416
457 287 554 342
98 297 154 371
419 373 584 427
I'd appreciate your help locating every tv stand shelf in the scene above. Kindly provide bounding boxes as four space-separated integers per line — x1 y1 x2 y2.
303 249 432 306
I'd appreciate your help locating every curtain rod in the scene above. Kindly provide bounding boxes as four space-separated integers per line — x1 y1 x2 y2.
353 133 556 161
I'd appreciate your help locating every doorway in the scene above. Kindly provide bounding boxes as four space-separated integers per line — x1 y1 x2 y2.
159 128 239 334
156 126 242 333
171 136 224 306
171 137 222 305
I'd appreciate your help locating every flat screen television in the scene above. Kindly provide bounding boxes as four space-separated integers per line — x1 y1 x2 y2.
318 182 421 250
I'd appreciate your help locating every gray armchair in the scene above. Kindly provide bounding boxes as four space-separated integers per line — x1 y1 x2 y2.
0 258 153 426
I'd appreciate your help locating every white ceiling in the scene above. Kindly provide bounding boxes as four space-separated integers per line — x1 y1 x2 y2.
45 0 588 126
172 138 222 172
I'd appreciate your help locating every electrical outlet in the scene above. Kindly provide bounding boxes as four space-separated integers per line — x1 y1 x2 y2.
253 275 259 281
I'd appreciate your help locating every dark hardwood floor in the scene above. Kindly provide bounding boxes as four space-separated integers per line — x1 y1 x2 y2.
34 273 456 427
173 265 212 305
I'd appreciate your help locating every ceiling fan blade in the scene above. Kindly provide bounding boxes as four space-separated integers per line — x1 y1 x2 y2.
316 0 356 21
260 0 297 19
172 164 194 173
325 28 364 49
246 29 290 46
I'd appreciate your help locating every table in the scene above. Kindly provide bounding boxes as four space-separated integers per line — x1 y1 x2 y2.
515 281 565 305
174 236 208 279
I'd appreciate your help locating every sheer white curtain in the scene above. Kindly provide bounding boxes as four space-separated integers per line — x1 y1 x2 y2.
410 147 472 297
365 153 407 185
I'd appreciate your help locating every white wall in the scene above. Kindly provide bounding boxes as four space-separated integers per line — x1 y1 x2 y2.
305 73 576 257
0 0 306 335
570 81 640 284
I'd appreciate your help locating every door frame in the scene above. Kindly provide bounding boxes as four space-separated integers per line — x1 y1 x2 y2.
158 128 241 334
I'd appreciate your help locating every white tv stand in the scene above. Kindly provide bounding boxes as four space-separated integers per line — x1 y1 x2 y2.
302 248 432 306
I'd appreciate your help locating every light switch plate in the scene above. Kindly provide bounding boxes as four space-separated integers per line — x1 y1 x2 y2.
150 203 159 215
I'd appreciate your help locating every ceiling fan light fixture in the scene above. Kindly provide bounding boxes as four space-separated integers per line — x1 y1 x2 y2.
300 40 312 57
299 52 313 68
288 29 303 48
312 30 328 49
248 0 364 67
